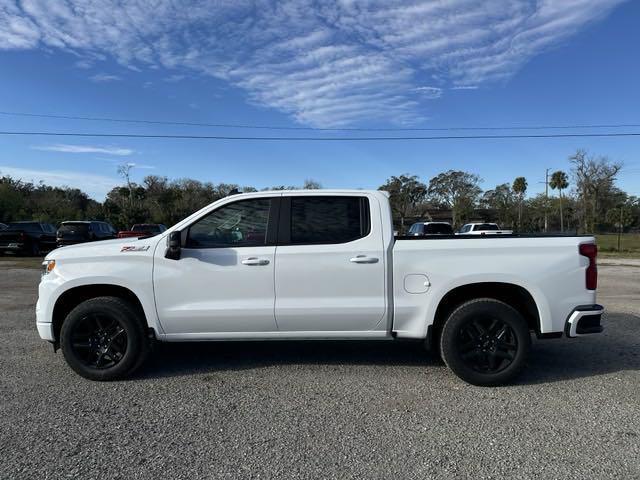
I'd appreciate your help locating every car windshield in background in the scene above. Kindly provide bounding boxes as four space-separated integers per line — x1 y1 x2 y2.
132 225 161 233
59 223 89 233
7 222 41 231
477 224 499 230
424 224 453 234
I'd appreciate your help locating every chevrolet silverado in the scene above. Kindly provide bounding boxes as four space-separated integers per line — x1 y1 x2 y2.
36 190 603 385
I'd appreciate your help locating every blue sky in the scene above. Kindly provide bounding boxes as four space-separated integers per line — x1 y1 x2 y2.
1 0 639 199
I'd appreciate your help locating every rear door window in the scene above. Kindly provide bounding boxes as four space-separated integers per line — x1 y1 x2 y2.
288 196 370 245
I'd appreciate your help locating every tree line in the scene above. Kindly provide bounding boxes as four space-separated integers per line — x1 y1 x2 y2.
380 149 636 233
0 148 637 233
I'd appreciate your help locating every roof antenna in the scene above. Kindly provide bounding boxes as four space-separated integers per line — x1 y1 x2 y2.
228 188 240 196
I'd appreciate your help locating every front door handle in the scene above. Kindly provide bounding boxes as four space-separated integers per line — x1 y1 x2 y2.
241 257 270 266
350 255 379 264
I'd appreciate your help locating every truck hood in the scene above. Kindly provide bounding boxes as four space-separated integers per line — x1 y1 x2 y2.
46 236 161 260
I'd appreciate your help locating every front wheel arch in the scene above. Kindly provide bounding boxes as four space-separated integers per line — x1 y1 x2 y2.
52 284 149 344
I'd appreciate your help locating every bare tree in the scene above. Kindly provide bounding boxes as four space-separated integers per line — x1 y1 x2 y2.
303 179 322 190
570 149 622 232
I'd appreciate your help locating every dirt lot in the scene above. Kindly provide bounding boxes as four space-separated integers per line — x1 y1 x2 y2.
0 258 638 479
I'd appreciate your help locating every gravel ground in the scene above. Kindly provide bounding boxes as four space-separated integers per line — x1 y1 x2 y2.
0 259 638 479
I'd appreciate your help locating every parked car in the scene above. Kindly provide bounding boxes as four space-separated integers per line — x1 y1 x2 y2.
117 223 167 238
408 221 454 236
56 221 117 247
457 222 514 235
0 221 57 255
37 190 602 386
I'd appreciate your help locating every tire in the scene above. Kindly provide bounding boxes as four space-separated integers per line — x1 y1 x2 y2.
440 298 531 386
60 296 150 381
30 242 41 257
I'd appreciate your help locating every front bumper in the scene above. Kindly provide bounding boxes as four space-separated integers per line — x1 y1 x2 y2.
564 304 604 338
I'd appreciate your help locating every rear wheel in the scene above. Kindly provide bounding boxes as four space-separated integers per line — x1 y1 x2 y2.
60 296 149 381
440 298 530 386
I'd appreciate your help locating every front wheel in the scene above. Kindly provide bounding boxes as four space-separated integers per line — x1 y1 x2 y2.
440 298 531 386
60 296 149 381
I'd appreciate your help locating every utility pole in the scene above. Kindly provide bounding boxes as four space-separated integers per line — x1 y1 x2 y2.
618 205 623 252
543 168 550 232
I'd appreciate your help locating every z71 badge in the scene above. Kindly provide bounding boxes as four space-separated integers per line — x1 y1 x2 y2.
121 245 151 252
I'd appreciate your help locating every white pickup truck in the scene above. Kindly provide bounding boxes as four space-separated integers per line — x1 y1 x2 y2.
37 190 603 386
457 222 514 235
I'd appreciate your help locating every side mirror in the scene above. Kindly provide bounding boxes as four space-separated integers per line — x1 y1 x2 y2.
165 231 182 260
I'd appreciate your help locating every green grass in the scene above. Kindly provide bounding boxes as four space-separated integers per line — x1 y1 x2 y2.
0 256 44 269
596 234 640 258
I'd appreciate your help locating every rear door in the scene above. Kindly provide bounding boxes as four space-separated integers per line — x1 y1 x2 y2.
274 194 387 332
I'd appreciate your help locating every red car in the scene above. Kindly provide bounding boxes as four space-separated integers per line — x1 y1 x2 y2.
117 223 167 238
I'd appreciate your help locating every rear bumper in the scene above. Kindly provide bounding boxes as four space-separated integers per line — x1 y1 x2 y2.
564 304 604 338
0 242 25 251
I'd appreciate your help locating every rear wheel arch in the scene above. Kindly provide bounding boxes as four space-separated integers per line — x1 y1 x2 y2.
430 282 540 349
52 284 149 343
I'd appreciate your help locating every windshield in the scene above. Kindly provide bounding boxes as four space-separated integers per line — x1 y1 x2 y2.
476 224 499 230
132 224 161 233
58 223 89 233
7 222 40 231
424 223 453 234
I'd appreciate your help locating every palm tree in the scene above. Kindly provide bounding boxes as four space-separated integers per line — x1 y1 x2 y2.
549 170 569 232
512 177 527 230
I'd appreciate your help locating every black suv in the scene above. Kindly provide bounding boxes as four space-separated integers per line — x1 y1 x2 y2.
57 221 117 247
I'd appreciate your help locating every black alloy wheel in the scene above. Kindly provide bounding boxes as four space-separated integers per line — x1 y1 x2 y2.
456 317 518 373
70 314 128 369
440 298 531 386
60 296 150 381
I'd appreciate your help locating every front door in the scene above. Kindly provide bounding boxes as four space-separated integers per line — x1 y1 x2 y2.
153 197 278 335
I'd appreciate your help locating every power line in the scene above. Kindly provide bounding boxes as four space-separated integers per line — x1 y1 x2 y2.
2 110 640 132
1 130 640 141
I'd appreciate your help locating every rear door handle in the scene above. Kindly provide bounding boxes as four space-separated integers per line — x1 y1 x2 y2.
350 255 379 264
241 257 270 266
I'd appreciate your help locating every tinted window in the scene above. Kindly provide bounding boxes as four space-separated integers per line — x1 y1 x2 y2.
8 222 41 231
132 224 162 233
187 199 271 248
477 223 499 230
59 223 89 233
290 196 369 245
409 223 423 234
424 223 453 234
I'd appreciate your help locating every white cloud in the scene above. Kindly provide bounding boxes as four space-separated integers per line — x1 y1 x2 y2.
413 86 443 98
164 74 185 82
89 73 121 83
32 144 134 156
126 162 155 170
0 165 119 199
0 0 626 126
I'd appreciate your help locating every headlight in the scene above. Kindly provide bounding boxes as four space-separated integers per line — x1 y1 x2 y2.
42 259 56 276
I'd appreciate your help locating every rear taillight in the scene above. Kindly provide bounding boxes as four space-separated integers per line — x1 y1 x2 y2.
18 232 26 241
579 243 598 290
